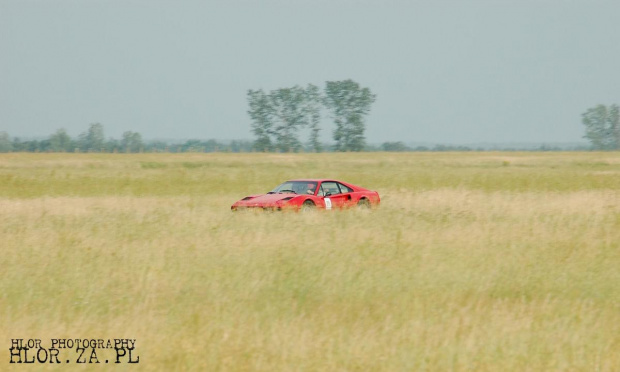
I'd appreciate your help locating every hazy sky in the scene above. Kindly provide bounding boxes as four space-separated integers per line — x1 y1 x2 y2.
2 0 619 144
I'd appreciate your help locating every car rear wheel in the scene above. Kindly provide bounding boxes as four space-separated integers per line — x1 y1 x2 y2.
301 200 315 212
357 198 371 209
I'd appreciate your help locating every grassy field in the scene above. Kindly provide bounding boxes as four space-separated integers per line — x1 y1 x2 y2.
1 152 620 371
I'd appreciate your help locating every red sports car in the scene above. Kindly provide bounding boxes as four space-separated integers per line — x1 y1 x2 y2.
231 179 380 211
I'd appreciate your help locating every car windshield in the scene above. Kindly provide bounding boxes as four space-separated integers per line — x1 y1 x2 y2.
270 181 318 195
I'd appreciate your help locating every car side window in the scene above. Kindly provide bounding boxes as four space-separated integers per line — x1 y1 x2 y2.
320 182 341 196
337 183 353 193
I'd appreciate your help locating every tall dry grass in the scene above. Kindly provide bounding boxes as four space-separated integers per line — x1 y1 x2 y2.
1 152 620 371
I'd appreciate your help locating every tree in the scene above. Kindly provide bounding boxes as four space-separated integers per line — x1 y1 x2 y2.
145 140 167 153
78 123 105 152
609 104 620 149
181 139 204 152
247 89 275 152
0 132 12 152
269 85 310 152
104 138 120 153
49 129 72 152
381 141 410 152
582 104 620 150
121 131 143 153
305 84 322 152
203 139 219 152
323 80 376 152
247 84 323 152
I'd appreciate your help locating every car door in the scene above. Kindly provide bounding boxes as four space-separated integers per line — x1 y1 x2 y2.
319 181 348 209
336 182 355 207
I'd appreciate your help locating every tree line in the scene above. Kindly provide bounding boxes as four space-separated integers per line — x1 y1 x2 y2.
247 79 376 152
0 123 255 153
0 126 590 153
1 102 617 153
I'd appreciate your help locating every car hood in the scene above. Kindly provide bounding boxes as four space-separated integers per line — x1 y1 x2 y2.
237 193 298 205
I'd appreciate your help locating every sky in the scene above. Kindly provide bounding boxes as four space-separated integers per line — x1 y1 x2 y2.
1 0 619 144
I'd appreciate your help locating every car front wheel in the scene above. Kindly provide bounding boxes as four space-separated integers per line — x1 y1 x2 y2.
301 200 315 212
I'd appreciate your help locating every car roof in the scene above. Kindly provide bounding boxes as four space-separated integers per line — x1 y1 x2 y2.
283 179 367 191
286 179 337 182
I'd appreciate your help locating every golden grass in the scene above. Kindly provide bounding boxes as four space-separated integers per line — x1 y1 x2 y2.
1 152 620 371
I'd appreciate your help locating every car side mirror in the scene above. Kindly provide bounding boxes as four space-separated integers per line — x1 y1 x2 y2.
324 192 332 197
